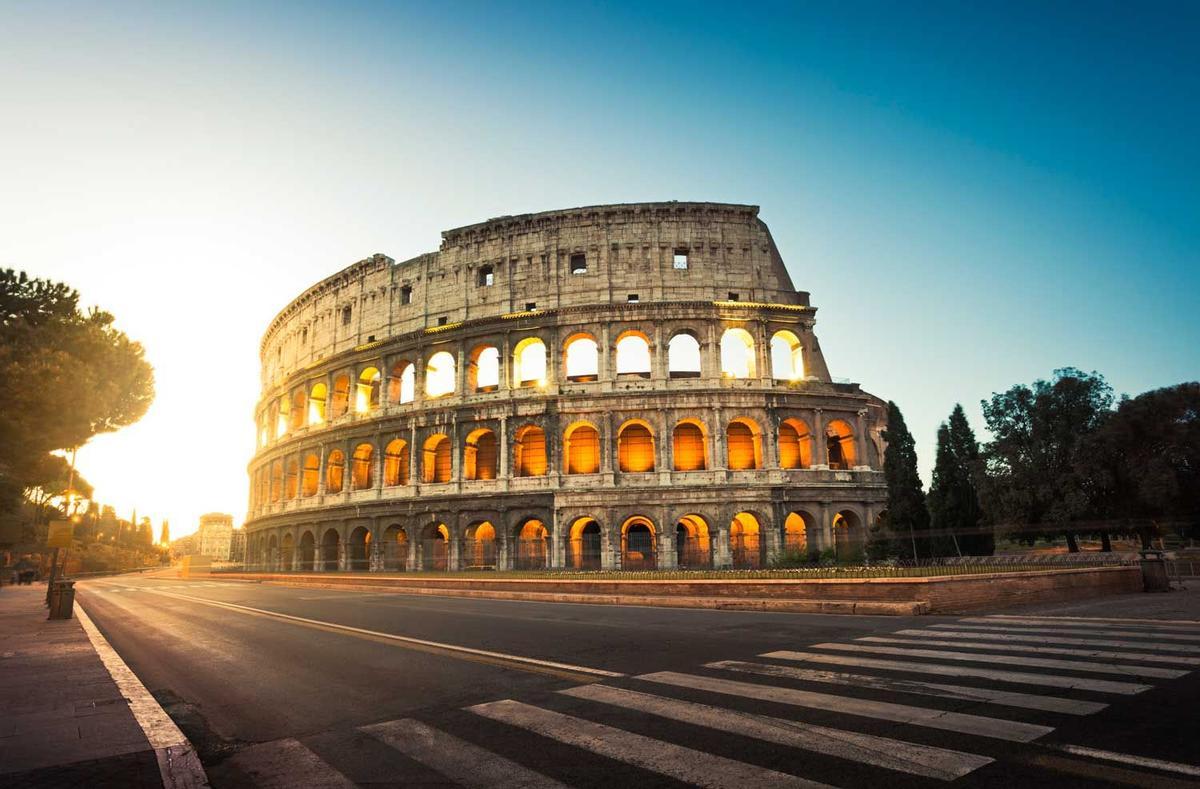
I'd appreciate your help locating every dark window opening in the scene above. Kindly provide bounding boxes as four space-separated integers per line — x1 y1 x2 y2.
367 335 375 342
525 302 536 311
301 327 308 344
342 306 352 325
728 292 739 301
437 316 448 326
400 285 412 305
673 249 689 269
477 264 494 287
627 294 639 303
570 253 587 275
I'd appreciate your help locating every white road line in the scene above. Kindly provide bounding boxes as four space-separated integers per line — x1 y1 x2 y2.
894 628 1200 654
707 660 1106 715
860 636 1200 666
811 642 1188 680
469 699 834 789
361 718 568 788
984 614 1200 627
636 671 1052 742
761 650 1150 695
1047 744 1200 778
970 615 1200 630
934 623 1200 643
560 684 992 780
222 739 355 789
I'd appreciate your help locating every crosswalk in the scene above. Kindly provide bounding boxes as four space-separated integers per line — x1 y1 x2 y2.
90 581 237 593
222 613 1200 787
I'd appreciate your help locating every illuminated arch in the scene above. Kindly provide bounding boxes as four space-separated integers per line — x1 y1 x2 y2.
726 418 763 470
621 516 656 570
465 521 497 569
330 375 351 418
833 510 865 562
468 345 500 392
730 512 762 569
784 511 813 557
272 398 287 439
351 443 374 489
422 434 452 483
667 332 702 378
779 418 814 469
383 438 409 486
617 420 655 472
349 526 371 571
563 421 600 475
301 453 320 496
389 360 415 404
290 389 307 431
269 460 283 502
356 367 381 413
514 518 549 569
513 424 547 477
770 330 804 380
284 458 299 500
325 450 345 493
675 514 712 568
615 331 651 377
672 420 707 471
425 351 456 398
826 419 857 470
513 337 547 387
420 522 450 571
568 517 602 569
563 334 599 382
383 523 408 571
720 327 756 379
463 428 498 480
308 382 328 424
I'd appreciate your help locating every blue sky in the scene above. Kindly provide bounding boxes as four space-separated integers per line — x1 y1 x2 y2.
1 1 1196 533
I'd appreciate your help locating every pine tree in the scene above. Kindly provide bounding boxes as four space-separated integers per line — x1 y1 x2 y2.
947 404 991 554
927 423 963 557
159 519 170 545
877 401 931 560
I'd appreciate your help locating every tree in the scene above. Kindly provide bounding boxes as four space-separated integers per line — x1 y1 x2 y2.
137 517 154 546
160 519 171 545
875 401 931 559
928 405 992 556
979 368 1113 552
0 269 154 519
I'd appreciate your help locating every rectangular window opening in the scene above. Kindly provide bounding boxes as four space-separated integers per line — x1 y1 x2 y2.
525 302 537 311
627 294 639 303
400 285 412 305
437 316 448 326
673 249 689 269
570 253 587 275
478 265 494 287
728 292 739 301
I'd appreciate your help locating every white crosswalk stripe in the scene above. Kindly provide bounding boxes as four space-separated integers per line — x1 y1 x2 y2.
932 623 1200 643
469 698 835 788
761 650 1151 695
706 659 1107 715
559 683 993 780
809 642 1189 679
892 627 1200 654
860 635 1200 666
636 670 1053 742
965 616 1200 631
361 718 569 788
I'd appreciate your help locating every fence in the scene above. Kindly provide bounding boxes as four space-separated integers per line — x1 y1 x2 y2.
567 536 602 570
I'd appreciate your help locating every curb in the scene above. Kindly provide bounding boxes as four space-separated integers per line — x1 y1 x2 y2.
75 602 211 789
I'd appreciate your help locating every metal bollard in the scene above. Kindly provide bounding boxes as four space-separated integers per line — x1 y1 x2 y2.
48 580 76 619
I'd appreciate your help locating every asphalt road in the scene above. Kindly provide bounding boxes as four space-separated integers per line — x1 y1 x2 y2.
76 575 1200 788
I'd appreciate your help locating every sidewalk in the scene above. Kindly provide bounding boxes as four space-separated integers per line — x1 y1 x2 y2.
0 584 166 787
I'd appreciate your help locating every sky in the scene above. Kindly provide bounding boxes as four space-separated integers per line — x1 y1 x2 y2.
2 1 1197 538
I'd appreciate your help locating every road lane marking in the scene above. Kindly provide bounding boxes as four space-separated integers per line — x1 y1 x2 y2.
469 699 834 789
969 615 1200 630
859 636 1200 666
933 623 1200 643
707 660 1107 715
761 650 1150 695
1047 744 1200 777
144 588 623 681
222 739 355 788
893 628 1200 654
811 642 1188 679
361 718 569 788
636 671 1052 742
560 684 992 780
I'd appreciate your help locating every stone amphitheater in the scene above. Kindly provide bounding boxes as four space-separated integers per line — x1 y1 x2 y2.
245 202 888 573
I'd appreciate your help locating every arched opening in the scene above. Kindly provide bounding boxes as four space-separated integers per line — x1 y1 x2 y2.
563 422 600 475
422 434 452 483
621 516 656 570
267 534 279 571
833 510 865 563
269 460 283 502
274 398 288 439
389 361 415 404
514 519 549 570
784 512 813 560
258 416 268 448
726 419 763 470
568 517 601 570
465 521 497 569
383 439 409 486
325 450 345 494
730 512 762 569
351 443 374 490
513 338 547 388
468 345 500 392
301 453 320 496
513 425 547 477
320 528 340 571
308 383 327 425
675 514 711 568
298 531 316 571
383 524 408 571
770 330 804 380
826 419 857 470
330 375 351 418
284 458 299 500
464 428 498 480
420 523 449 571
425 351 456 398
356 367 382 413
615 332 651 378
672 420 707 471
280 533 295 571
349 526 371 571
618 421 655 473
720 328 756 379
667 332 702 378
290 389 307 431
564 334 599 382
779 418 814 469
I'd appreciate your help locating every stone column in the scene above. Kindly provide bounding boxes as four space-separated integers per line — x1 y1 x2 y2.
819 502 833 554
658 527 677 570
337 535 348 572
855 408 869 469
713 524 732 569
813 409 828 467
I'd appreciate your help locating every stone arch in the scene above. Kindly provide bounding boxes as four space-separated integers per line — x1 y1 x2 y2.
418 522 450 571
267 533 280 571
280 532 295 571
672 419 708 471
779 418 813 469
770 330 804 380
567 516 602 570
356 367 382 413
425 351 456 398
284 457 299 500
833 508 866 563
614 330 651 377
620 515 657 570
308 382 327 424
617 419 655 473
463 427 499 481
275 396 289 439
422 433 452 483
513 424 548 477
298 529 316 571
351 442 374 490
464 520 498 569
301 452 320 496
675 513 712 568
320 527 340 571
468 344 501 392
783 510 815 559
512 336 548 388
563 420 601 475
726 418 763 470
512 518 549 570
325 449 346 493
563 333 599 382
667 331 702 378
290 388 307 431
826 419 857 470
729 511 763 569
331 374 351 418
383 438 409 486
389 359 415 404
269 460 283 502
720 327 756 379
348 525 371 571
382 523 409 571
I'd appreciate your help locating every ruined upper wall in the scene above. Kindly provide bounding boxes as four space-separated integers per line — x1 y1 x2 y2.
259 202 806 386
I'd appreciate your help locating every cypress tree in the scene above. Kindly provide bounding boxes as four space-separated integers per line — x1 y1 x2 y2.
878 401 930 560
948 404 991 555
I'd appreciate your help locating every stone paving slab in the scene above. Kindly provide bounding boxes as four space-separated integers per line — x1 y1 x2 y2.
0 584 161 786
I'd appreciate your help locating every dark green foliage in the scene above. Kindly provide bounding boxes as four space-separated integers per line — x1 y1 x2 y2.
928 405 992 556
875 401 930 559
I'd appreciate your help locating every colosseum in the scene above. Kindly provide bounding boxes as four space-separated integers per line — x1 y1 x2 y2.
245 202 889 574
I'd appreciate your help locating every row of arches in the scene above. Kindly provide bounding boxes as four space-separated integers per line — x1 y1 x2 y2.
253 416 860 505
261 328 809 445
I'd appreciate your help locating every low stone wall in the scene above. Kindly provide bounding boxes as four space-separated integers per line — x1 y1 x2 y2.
222 565 1142 615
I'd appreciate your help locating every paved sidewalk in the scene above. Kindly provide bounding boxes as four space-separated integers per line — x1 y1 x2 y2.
0 584 162 788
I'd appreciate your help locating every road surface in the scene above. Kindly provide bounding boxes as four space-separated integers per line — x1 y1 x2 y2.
76 574 1200 788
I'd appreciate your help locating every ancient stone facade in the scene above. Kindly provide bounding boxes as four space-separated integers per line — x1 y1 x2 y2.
244 202 888 573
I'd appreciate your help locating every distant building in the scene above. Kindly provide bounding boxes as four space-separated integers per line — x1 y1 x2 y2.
229 527 246 563
197 513 234 560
